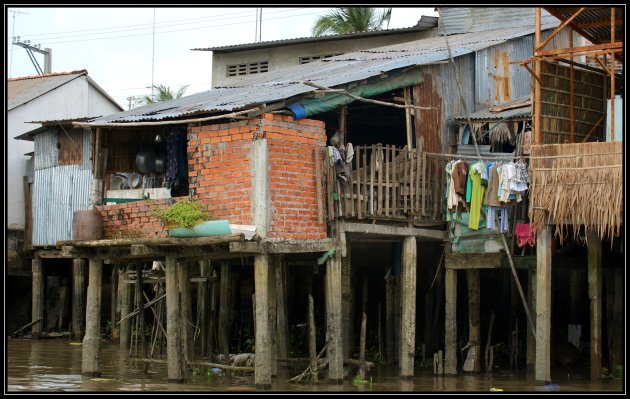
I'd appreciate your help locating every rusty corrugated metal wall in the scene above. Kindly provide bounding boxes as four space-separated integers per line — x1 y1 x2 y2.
32 129 92 246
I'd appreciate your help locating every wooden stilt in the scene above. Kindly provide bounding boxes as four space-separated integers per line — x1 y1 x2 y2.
385 267 395 364
135 263 145 358
82 257 103 377
464 269 481 372
275 256 289 362
178 262 193 366
198 261 209 358
218 262 231 358
209 262 219 357
359 275 368 379
165 257 184 383
341 250 353 360
110 266 118 340
587 230 602 380
444 268 457 375
325 252 343 384
400 236 417 378
535 226 551 383
71 258 85 341
308 293 318 383
526 267 536 371
31 257 44 339
268 255 277 377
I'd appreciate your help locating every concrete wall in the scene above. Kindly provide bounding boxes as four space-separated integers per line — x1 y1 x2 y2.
211 30 437 87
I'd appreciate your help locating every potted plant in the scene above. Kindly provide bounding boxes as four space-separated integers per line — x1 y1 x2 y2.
153 198 230 237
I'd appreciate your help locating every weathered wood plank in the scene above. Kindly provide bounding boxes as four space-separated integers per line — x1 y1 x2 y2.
339 221 445 241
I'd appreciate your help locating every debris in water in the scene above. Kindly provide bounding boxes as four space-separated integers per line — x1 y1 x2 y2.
490 387 503 391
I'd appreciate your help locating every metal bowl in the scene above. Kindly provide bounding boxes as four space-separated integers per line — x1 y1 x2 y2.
154 155 165 173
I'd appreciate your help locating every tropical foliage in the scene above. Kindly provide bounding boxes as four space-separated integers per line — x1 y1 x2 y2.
140 84 188 105
311 7 392 37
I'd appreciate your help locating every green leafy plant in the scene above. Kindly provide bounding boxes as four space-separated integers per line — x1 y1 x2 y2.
153 198 210 227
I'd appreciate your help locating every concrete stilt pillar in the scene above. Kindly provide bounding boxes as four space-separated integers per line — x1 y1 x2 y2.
535 226 551 383
444 268 457 375
325 252 344 384
400 236 417 378
165 257 184 383
587 230 602 380
254 254 272 389
31 257 45 339
71 258 85 341
82 257 103 377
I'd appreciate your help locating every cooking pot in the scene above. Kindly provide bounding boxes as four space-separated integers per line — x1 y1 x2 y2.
154 154 166 173
135 148 156 174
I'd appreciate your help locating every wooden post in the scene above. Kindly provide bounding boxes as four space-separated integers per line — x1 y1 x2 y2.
178 262 193 366
359 274 368 380
275 255 289 362
308 293 318 383
611 268 623 372
135 263 145 358
165 256 184 383
527 267 537 371
444 268 457 375
534 8 542 145
119 266 132 351
385 267 395 364
209 262 219 357
587 230 602 380
341 249 353 360
268 255 277 377
535 226 551 383
71 258 85 341
465 269 481 372
325 252 344 383
400 236 417 378
110 266 118 340
31 257 45 339
82 257 103 377
254 254 272 389
218 262 231 358
198 261 209 358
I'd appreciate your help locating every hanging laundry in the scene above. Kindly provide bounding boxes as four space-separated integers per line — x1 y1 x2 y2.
515 223 536 247
468 162 486 230
452 160 469 197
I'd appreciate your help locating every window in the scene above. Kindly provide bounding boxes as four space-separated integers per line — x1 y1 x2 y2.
299 54 341 64
227 61 269 77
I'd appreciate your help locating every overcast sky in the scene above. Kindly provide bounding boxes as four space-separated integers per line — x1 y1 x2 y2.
5 6 438 109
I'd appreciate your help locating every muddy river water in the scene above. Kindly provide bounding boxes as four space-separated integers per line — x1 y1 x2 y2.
6 338 624 394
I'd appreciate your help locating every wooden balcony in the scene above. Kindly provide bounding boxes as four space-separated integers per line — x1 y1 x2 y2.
322 144 445 225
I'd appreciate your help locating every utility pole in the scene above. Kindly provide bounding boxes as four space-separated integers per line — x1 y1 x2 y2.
9 10 29 78
126 96 136 110
13 38 52 75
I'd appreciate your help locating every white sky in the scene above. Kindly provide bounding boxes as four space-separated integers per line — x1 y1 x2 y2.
5 6 438 109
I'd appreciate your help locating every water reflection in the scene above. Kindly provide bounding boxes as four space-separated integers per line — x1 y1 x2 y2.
6 338 624 393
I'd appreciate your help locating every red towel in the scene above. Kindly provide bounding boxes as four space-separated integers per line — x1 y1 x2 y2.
515 223 536 247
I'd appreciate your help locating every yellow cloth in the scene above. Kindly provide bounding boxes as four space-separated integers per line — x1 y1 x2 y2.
468 166 486 230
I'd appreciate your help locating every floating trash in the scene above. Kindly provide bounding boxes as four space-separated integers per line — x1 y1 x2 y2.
490 387 503 392
90 378 114 382
211 368 222 374
69 342 82 346
544 384 560 391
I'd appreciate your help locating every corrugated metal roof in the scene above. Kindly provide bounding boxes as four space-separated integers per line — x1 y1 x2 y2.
195 17 438 53
438 7 559 35
544 7 623 45
89 22 558 125
8 70 87 111
455 97 532 120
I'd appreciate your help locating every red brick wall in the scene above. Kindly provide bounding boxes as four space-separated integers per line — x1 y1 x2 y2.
96 197 187 239
98 113 328 240
188 113 327 239
187 119 255 224
263 114 327 239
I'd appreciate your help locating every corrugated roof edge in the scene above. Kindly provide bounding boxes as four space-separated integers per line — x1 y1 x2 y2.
8 69 87 81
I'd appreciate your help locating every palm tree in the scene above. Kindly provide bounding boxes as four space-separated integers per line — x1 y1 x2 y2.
311 7 392 37
140 84 189 105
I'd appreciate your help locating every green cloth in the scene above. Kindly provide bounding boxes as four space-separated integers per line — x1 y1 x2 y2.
468 166 486 230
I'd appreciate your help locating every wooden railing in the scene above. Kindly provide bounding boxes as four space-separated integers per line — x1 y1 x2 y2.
321 144 445 224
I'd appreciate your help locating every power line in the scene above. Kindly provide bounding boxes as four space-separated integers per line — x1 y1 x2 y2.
21 9 330 46
18 8 308 40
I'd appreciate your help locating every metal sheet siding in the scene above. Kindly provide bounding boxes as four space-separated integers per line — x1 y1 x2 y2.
88 24 558 124
32 165 92 246
33 130 59 170
439 8 558 35
475 35 535 109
